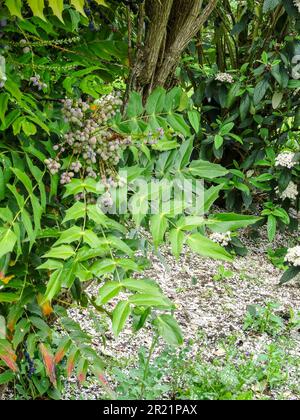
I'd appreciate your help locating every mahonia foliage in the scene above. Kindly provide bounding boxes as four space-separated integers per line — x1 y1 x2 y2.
0 0 299 400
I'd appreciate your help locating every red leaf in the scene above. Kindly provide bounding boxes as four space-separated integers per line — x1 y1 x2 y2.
66 348 79 378
39 343 57 387
54 338 71 364
0 339 18 372
77 358 88 385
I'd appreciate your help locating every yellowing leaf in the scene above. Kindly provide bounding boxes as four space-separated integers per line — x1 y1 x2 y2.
0 273 15 285
39 343 57 386
71 0 86 16
5 0 23 19
48 0 64 22
94 0 108 7
27 0 46 21
41 301 54 317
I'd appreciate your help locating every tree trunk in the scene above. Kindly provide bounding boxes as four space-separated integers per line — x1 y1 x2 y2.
128 0 219 100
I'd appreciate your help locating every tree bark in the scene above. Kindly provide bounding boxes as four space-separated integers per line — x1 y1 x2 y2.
129 0 219 100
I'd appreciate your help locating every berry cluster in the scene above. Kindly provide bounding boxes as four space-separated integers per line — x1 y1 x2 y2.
44 158 61 175
30 74 47 91
24 348 35 378
100 191 114 211
45 92 132 187
20 39 30 54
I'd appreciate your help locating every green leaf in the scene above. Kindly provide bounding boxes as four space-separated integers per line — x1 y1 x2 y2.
22 209 35 249
64 178 100 197
187 160 229 179
240 94 250 121
42 245 75 260
106 236 134 257
38 259 64 270
112 301 131 336
167 113 191 137
169 228 185 259
0 293 20 303
0 370 14 385
267 215 277 242
187 233 233 262
174 137 194 170
90 259 116 277
122 278 161 295
219 122 234 136
95 281 123 305
188 110 200 133
13 319 30 349
75 263 93 282
21 119 37 136
27 0 46 21
54 226 82 246
0 93 9 124
150 214 168 248
272 91 283 109
280 266 300 285
214 134 224 150
127 92 143 118
82 230 101 248
43 269 63 302
129 193 148 226
253 79 269 105
0 228 17 259
177 216 206 231
146 87 166 115
154 315 183 346
48 0 64 22
208 213 261 232
129 294 173 308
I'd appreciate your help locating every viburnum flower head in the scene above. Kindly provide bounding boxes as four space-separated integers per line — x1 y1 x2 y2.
209 231 232 247
215 73 234 84
275 151 297 169
285 246 300 267
293 0 300 13
277 181 298 201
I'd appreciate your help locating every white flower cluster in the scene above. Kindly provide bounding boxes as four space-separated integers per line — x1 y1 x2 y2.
293 0 300 13
275 151 296 169
277 181 298 201
285 246 300 267
209 231 232 247
215 73 234 84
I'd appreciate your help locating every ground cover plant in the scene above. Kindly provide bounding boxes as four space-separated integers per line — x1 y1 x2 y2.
0 0 299 401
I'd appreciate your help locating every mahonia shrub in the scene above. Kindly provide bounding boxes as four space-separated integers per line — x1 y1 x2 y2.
0 0 298 400
0 2 262 399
